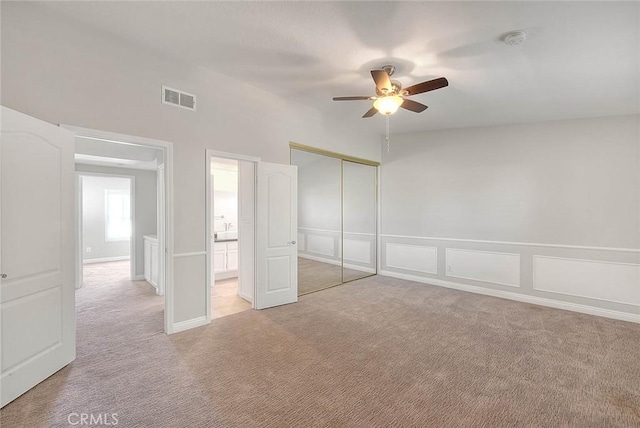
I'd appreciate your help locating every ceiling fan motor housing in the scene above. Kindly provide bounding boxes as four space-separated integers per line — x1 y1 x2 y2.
381 65 396 77
504 30 527 46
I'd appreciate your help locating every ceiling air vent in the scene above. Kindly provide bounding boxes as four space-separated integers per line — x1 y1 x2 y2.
162 86 196 111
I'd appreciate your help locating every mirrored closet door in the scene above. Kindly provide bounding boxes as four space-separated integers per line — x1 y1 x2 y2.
291 144 378 296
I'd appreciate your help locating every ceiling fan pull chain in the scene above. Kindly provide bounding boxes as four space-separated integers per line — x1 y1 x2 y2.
386 115 391 153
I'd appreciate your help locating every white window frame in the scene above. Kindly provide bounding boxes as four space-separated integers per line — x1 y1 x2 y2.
105 188 132 242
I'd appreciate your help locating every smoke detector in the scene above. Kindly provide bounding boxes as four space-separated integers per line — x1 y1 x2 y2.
504 30 527 46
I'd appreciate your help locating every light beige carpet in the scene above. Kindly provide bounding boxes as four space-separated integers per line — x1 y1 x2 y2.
2 261 640 427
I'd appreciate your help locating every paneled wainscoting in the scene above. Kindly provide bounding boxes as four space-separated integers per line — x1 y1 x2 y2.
297 227 376 273
379 235 640 323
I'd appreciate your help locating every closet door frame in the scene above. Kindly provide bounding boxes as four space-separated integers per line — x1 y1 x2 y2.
289 142 379 286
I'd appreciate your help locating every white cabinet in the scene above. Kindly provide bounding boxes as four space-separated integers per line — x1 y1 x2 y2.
212 240 238 280
144 235 159 292
213 243 227 273
226 240 238 271
227 248 239 271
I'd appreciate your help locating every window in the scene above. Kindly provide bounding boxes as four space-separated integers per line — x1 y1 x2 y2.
105 189 131 241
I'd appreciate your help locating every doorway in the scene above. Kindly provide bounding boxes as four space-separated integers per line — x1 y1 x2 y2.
206 151 259 320
65 125 173 333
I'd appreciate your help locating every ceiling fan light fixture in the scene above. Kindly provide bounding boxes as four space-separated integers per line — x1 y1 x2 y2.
374 95 403 115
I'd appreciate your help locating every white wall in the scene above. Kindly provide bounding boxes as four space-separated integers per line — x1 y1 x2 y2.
1 3 380 327
380 115 640 321
77 165 158 278
81 175 131 262
212 167 238 232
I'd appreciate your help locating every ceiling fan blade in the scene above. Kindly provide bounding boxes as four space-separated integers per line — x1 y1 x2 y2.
404 77 449 96
371 69 392 93
400 98 429 113
362 107 378 118
333 96 373 101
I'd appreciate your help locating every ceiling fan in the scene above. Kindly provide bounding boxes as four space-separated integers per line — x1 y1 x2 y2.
332 65 448 118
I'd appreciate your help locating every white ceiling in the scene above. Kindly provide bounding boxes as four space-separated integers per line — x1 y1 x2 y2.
38 1 639 133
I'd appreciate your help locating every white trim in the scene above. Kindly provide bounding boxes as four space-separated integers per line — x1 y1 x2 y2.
343 263 376 274
75 173 83 289
304 234 337 257
343 231 376 237
445 248 521 288
298 254 375 273
378 270 640 324
171 316 209 333
298 227 340 234
132 274 145 281
299 253 342 267
214 270 238 281
63 125 174 335
533 254 640 268
385 243 438 275
83 256 131 264
173 251 207 259
238 290 252 302
380 234 640 253
532 255 640 307
376 165 382 279
298 227 375 238
206 149 261 163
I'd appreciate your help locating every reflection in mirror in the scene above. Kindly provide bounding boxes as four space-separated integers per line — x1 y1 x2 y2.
342 161 377 282
292 149 343 295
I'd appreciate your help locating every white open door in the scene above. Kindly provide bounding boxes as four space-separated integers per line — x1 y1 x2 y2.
238 160 255 303
1 107 76 407
255 162 297 309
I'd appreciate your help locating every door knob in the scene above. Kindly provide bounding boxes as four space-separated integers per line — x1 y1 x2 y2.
288 241 296 245
1 273 6 279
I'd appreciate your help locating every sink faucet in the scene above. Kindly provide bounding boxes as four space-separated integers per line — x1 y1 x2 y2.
224 222 233 231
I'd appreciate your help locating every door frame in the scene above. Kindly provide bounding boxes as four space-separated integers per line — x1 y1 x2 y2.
62 125 174 334
289 142 380 291
205 149 260 323
76 172 136 286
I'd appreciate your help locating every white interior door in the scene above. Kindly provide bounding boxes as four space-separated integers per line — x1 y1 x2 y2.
75 174 84 288
1 107 76 407
237 160 255 303
255 162 297 309
156 164 165 295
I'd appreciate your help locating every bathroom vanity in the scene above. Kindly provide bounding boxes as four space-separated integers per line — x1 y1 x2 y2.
213 231 238 280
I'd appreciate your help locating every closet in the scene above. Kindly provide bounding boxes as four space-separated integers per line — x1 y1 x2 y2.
290 144 378 295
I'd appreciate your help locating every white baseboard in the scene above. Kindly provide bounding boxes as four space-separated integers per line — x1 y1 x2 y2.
171 316 209 334
378 269 640 324
83 256 130 264
132 274 145 281
299 253 375 273
238 290 253 303
299 253 341 266
215 270 238 281
343 263 376 274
